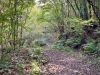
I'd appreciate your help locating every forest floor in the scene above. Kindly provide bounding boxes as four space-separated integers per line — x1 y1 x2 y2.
0 33 100 75
41 50 100 75
40 35 100 75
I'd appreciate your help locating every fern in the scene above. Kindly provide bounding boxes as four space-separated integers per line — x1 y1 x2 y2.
66 37 82 48
82 39 96 54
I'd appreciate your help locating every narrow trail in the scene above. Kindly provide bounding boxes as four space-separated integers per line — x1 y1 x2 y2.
41 35 100 75
41 50 100 75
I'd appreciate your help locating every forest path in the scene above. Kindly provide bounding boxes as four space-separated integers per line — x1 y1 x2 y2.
41 50 100 75
41 36 100 75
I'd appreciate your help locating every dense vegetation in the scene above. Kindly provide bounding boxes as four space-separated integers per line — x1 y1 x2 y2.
0 0 100 74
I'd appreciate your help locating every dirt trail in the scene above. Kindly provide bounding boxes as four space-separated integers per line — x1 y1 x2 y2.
41 36 100 75
41 50 100 75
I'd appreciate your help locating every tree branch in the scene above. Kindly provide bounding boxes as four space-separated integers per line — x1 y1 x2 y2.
87 0 100 22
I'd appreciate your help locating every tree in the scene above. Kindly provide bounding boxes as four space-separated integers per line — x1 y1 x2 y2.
0 0 35 59
87 0 100 22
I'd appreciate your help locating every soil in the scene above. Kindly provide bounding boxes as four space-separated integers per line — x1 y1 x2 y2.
41 50 100 75
40 35 100 75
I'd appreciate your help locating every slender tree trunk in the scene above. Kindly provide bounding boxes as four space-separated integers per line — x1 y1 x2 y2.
89 4 92 18
13 0 17 51
20 25 23 46
80 0 89 20
0 22 4 60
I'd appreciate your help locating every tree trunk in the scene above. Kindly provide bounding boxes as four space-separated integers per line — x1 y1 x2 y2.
80 0 89 20
58 21 65 39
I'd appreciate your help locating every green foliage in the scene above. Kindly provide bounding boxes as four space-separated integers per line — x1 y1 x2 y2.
33 46 43 56
0 54 11 67
82 39 96 54
32 39 46 47
51 40 65 50
65 17 83 33
81 18 98 26
51 40 72 51
95 39 100 56
66 37 82 48
0 0 35 51
1 46 13 53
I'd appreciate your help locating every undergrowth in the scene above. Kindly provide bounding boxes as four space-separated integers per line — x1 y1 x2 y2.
51 37 100 67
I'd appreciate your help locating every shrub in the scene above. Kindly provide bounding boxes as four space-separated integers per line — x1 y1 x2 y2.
32 39 46 47
65 37 82 49
95 40 100 56
51 40 65 50
82 39 96 54
51 40 72 52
